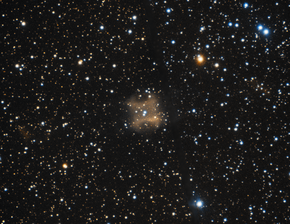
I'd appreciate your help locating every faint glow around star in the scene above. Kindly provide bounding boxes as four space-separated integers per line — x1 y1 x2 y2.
132 15 137 20
228 22 233 27
166 8 171 13
112 64 117 68
235 23 239 27
21 21 26 26
214 63 219 68
243 3 249 8
128 29 132 34
171 40 175 44
100 25 104 30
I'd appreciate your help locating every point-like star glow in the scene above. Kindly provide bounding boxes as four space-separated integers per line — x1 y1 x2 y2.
196 55 204 64
263 29 269 35
196 200 203 207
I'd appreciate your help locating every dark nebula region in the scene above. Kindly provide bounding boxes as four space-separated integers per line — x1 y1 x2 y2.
1 0 290 223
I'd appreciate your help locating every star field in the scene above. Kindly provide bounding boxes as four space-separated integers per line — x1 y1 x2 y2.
1 0 290 223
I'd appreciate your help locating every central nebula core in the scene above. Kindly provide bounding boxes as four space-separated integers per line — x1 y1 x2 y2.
126 93 165 133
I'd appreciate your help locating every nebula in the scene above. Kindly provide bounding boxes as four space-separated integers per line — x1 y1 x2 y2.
126 92 165 133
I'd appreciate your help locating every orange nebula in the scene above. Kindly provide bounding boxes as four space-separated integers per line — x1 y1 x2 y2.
126 93 165 133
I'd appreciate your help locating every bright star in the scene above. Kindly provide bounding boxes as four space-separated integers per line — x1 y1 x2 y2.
197 55 203 62
78 60 83 65
196 200 203 207
263 29 269 35
243 3 249 8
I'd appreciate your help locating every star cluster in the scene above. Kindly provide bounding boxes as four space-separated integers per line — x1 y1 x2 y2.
1 0 290 223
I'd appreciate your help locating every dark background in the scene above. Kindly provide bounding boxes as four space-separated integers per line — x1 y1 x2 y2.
1 0 289 223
